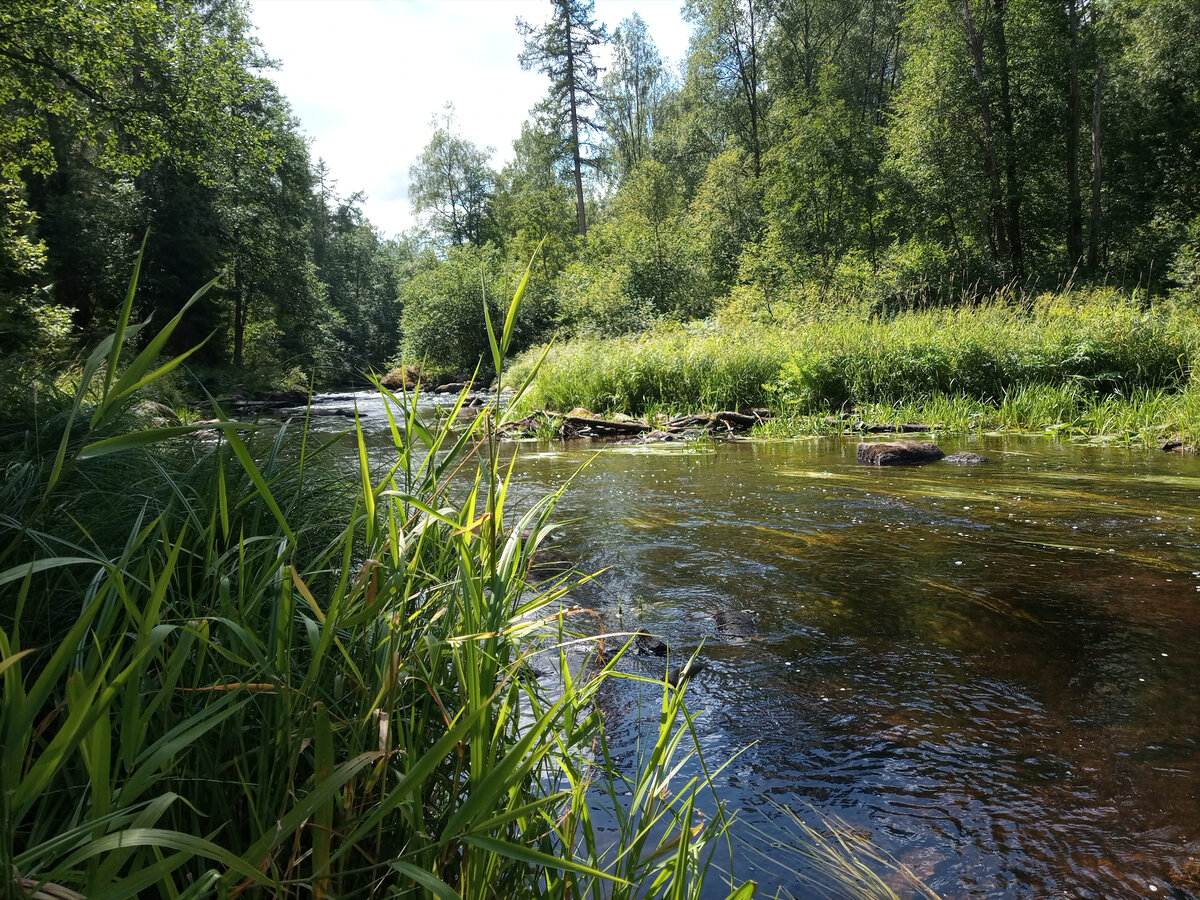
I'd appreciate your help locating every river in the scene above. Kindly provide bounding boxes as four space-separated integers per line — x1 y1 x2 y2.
308 390 1200 898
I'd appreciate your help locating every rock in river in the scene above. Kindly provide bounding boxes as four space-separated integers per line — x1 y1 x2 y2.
856 440 945 466
633 631 668 656
714 609 757 643
943 451 988 465
667 657 708 688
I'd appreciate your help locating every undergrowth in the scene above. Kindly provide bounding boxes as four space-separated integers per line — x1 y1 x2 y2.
511 290 1200 449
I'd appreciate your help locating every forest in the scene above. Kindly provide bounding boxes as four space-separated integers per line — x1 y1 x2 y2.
3 0 1198 404
3 1 1200 897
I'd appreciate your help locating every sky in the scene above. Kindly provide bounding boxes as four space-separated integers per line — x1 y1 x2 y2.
248 0 695 238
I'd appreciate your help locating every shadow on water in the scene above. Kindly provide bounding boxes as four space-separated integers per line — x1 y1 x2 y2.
306 398 1200 897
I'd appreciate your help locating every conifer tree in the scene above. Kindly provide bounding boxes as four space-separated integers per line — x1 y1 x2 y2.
517 0 608 237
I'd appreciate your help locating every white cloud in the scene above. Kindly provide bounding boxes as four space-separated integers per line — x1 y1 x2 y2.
249 0 692 237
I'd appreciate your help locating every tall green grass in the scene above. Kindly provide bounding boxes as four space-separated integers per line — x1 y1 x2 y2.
0 257 749 898
512 290 1200 448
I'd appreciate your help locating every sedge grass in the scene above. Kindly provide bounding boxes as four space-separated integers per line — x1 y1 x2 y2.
1 254 751 898
511 290 1200 449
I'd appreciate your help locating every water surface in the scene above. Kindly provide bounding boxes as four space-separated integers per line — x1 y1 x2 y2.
301 395 1199 897
502 435 1199 898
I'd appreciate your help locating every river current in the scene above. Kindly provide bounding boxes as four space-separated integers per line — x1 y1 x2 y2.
309 390 1200 898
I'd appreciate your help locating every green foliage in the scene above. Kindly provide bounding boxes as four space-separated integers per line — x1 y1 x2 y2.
688 149 763 295
553 256 659 338
400 244 556 379
512 319 789 414
409 105 496 248
1168 214 1200 303
514 290 1200 451
0 255 750 900
518 0 609 236
560 160 711 331
317 192 408 378
600 14 667 180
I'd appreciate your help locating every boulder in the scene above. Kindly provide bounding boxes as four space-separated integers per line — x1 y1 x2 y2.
633 631 668 657
942 451 988 465
268 389 309 407
434 382 467 394
856 440 945 466
526 546 574 580
667 657 708 688
380 366 421 389
714 609 757 643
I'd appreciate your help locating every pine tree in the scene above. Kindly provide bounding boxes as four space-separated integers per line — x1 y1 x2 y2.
517 0 608 237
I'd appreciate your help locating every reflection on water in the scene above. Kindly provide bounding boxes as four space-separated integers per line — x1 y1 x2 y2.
301 396 1199 897
502 435 1199 899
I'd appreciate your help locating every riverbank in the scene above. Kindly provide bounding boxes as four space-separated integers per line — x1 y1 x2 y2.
0 284 754 898
509 291 1200 451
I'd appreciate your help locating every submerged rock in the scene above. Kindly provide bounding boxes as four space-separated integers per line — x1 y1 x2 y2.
714 609 757 643
856 440 945 466
526 546 574 579
667 657 708 688
633 631 668 656
642 429 684 442
942 451 988 465
1170 859 1200 897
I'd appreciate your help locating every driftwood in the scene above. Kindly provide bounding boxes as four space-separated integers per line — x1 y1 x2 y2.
662 409 770 435
562 415 654 437
500 407 774 440
857 422 937 434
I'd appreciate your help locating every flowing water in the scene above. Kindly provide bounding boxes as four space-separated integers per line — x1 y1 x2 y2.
311 391 1200 898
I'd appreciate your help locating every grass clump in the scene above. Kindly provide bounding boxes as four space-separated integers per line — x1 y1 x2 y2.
513 289 1200 448
0 256 748 899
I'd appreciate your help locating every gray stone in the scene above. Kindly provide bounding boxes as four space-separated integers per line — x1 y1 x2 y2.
714 610 756 643
667 657 708 688
633 631 668 656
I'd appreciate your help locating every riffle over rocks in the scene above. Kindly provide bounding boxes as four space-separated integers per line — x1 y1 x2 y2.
856 440 946 466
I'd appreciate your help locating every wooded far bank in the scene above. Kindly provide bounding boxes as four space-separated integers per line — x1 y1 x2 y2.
2 0 1198 410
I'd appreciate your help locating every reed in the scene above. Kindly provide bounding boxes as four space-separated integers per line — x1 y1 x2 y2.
0 255 747 898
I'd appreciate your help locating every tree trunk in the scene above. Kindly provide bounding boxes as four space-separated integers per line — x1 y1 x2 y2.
1065 0 1083 266
564 12 587 237
1088 54 1103 270
962 0 1009 265
993 0 1024 278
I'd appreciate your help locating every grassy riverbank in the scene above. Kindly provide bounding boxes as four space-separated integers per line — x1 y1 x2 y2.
0 270 751 899
512 290 1200 449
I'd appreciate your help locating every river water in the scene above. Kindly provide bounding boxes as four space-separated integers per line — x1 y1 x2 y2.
309 391 1200 898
